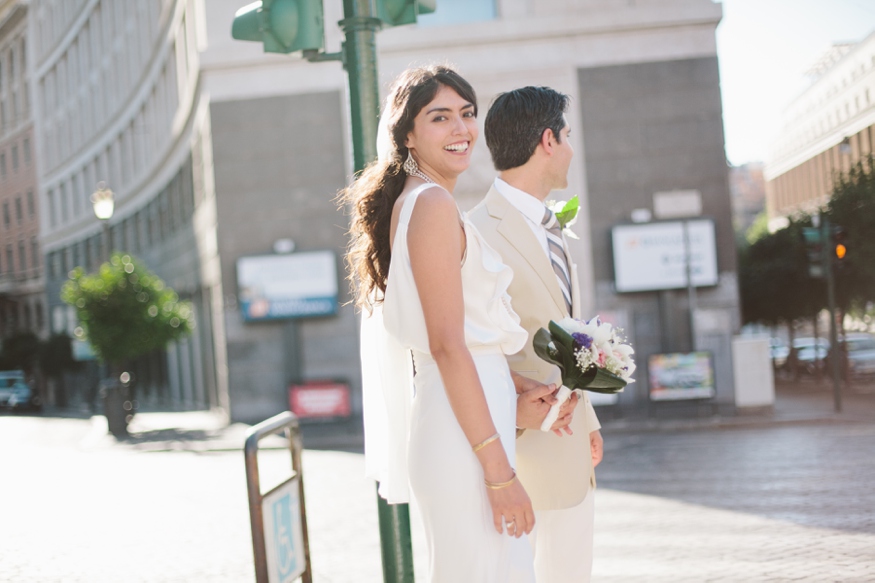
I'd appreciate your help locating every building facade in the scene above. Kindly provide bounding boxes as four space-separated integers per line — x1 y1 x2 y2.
0 1 44 340
29 0 739 420
765 32 875 229
205 0 739 417
30 0 228 411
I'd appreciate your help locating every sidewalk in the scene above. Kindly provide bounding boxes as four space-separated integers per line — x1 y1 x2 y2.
78 377 872 453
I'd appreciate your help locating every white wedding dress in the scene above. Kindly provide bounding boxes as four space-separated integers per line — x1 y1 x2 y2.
362 183 536 583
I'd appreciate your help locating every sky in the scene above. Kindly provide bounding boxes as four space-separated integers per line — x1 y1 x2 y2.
716 0 875 166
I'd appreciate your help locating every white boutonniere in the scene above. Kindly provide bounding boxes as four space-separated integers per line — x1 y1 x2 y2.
546 195 580 239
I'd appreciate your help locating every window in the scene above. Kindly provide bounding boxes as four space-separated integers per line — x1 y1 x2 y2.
11 145 18 170
30 237 38 269
59 183 68 223
0 153 6 178
2 201 8 227
22 138 30 165
48 189 56 227
5 245 13 276
26 190 34 217
17 240 25 273
14 197 21 223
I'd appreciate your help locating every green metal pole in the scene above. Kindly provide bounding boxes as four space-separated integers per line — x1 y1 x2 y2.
339 2 415 582
340 0 382 171
823 218 842 413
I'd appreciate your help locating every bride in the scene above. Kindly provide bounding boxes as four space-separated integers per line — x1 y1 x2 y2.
341 65 537 581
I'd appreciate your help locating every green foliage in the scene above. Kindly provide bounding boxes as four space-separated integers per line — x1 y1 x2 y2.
826 155 875 311
38 333 81 378
0 332 40 372
738 218 825 326
61 253 194 365
744 211 770 245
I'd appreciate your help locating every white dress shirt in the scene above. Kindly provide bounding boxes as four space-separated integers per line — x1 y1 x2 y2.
493 178 551 260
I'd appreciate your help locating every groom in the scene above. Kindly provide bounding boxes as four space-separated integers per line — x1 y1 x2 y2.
470 86 603 582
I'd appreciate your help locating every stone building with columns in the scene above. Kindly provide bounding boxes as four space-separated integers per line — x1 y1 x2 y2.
765 32 875 229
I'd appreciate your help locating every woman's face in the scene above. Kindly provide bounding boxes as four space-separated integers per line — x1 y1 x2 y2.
405 85 478 182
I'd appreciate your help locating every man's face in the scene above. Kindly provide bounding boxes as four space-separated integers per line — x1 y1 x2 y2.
551 115 574 190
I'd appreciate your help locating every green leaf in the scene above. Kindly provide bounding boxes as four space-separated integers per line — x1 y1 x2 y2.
555 195 579 228
534 319 627 394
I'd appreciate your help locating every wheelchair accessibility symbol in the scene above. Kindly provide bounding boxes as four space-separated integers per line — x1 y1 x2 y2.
264 478 305 583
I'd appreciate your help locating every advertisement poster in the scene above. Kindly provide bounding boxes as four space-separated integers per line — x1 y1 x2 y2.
648 352 715 401
611 220 718 292
237 250 338 322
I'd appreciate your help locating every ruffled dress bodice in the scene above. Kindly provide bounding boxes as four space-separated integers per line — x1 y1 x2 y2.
383 184 527 358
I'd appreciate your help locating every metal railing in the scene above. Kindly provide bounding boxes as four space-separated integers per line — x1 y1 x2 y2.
244 411 312 583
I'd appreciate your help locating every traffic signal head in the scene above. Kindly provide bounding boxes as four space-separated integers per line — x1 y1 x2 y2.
802 226 824 278
232 0 324 54
376 0 436 27
832 226 848 264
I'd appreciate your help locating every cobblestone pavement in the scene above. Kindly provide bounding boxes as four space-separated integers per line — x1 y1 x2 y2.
1 406 874 582
593 422 875 582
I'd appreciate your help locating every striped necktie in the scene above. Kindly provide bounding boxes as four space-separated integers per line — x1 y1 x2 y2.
542 208 573 315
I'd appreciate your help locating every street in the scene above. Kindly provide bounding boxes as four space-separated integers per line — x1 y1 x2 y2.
1 406 874 582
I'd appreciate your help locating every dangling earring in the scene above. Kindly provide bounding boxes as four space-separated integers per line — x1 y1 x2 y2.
403 150 434 183
403 150 418 175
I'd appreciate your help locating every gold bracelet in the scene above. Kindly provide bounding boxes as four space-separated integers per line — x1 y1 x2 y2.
485 471 517 490
472 433 500 453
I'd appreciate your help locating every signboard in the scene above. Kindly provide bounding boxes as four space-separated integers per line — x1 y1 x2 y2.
611 220 718 293
237 250 338 322
262 477 306 583
648 352 715 401
289 381 351 419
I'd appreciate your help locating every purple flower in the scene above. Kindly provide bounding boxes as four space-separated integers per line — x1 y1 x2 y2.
572 332 593 350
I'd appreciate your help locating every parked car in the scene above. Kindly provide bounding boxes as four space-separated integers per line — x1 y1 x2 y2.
793 337 829 368
770 338 790 368
845 333 875 377
0 370 41 411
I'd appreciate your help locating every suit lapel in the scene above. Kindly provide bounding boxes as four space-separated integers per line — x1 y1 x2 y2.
565 237 581 320
485 187 568 315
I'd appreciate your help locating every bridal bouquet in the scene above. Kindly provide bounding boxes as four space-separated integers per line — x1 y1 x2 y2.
533 317 636 432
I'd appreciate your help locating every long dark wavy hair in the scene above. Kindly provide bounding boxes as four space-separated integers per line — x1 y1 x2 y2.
339 65 477 310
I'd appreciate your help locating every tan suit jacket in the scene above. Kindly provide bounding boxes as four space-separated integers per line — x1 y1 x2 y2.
469 186 600 511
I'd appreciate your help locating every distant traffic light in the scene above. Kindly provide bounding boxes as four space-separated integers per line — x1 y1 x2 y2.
231 0 324 54
375 0 436 27
802 226 824 278
832 226 848 267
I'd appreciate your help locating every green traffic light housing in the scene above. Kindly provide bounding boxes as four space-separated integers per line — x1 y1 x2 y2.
376 0 436 27
232 0 324 54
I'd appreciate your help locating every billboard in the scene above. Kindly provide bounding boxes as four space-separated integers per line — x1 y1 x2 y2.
611 220 718 293
648 352 715 401
237 250 338 322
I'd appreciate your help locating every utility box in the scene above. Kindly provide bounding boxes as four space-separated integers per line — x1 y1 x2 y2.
732 336 775 411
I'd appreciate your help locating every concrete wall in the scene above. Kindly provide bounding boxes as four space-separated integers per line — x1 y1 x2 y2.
210 91 359 423
578 57 739 409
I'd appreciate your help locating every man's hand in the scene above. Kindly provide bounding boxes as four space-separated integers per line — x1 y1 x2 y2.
552 391 579 436
590 430 604 467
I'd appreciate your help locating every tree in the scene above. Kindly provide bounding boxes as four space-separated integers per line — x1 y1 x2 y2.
61 253 194 369
826 155 875 312
738 218 825 327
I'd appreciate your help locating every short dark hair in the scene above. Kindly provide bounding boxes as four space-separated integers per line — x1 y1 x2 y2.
484 86 569 171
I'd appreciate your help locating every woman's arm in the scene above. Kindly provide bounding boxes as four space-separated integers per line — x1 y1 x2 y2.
407 187 534 536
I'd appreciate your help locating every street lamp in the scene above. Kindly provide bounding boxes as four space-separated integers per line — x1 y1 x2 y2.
91 182 114 261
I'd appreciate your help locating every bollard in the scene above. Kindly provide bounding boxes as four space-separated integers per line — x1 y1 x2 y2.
244 411 312 583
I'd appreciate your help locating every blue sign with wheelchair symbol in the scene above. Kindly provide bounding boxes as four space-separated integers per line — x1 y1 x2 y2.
263 478 305 583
